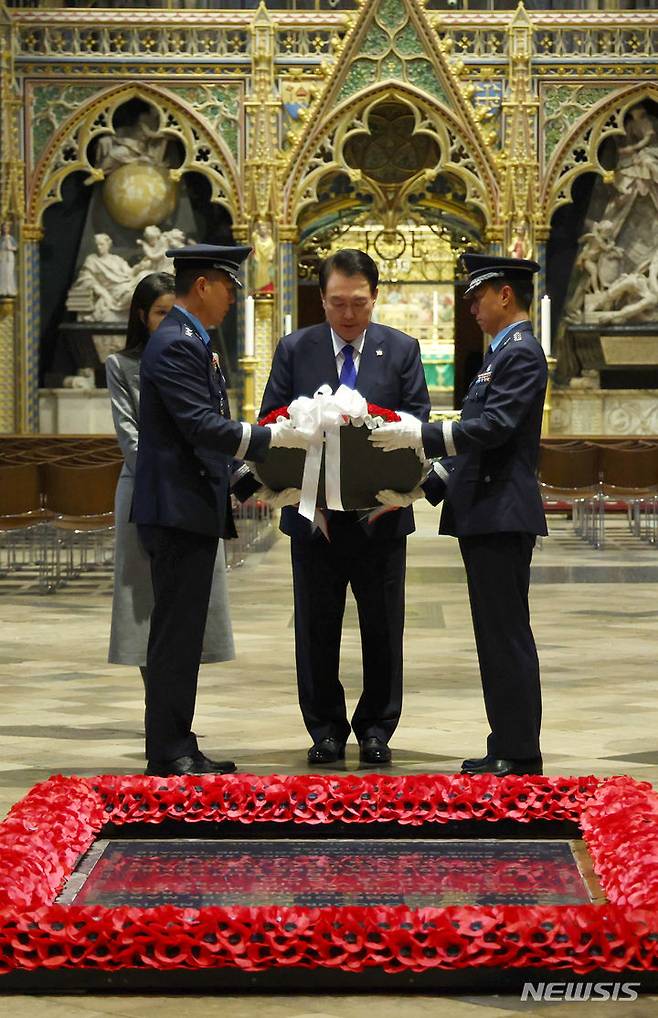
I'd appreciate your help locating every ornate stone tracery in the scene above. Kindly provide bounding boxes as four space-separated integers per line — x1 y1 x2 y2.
0 1 657 431
281 0 498 236
541 82 658 223
28 81 242 227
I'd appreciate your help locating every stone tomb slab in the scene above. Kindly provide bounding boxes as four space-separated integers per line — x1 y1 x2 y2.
57 837 595 910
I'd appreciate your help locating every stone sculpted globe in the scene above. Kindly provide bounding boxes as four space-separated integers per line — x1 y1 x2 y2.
102 163 177 229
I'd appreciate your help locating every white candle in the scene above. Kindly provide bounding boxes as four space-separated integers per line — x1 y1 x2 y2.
540 294 551 357
284 313 292 335
244 295 255 357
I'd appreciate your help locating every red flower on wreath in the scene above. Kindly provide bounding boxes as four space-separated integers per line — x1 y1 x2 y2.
258 404 401 426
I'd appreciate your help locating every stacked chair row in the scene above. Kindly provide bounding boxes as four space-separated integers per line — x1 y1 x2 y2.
0 436 276 590
538 440 658 549
0 449 122 590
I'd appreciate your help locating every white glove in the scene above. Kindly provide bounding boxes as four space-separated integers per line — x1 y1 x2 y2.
368 411 423 452
266 419 311 450
255 486 302 509
375 487 425 509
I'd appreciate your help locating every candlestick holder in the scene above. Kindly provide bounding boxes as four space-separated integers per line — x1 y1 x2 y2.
542 355 557 435
238 355 258 423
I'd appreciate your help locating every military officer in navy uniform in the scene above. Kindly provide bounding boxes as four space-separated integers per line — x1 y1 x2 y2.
132 244 309 776
371 254 547 777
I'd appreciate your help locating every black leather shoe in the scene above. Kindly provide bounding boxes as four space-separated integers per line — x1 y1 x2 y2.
191 751 237 774
462 753 496 771
307 737 345 765
146 753 237 776
359 736 392 766
461 757 543 777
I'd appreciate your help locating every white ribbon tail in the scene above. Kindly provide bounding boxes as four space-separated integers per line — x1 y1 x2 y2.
298 438 323 522
324 421 344 511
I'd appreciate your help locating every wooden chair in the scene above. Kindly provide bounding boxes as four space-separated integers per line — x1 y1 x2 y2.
587 445 658 548
538 443 600 539
0 463 51 578
42 461 122 584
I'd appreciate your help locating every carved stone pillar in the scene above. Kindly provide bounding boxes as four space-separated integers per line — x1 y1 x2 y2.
279 227 298 338
501 5 539 259
0 298 16 432
19 223 43 432
254 291 274 412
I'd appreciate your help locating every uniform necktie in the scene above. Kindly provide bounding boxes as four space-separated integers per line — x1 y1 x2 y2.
339 344 357 389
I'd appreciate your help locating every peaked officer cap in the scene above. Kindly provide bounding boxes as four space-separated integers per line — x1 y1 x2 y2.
461 252 540 298
166 243 252 288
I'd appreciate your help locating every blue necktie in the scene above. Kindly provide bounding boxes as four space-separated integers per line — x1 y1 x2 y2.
339 344 357 389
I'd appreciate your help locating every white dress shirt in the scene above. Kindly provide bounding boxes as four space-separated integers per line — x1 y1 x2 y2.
331 328 367 383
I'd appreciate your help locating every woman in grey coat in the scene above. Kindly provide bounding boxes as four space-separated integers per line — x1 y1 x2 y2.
106 272 234 679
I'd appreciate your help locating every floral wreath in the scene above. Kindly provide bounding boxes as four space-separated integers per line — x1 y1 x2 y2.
1 772 658 977
258 403 401 427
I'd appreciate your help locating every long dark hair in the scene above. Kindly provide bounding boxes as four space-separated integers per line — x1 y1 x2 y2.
123 272 176 358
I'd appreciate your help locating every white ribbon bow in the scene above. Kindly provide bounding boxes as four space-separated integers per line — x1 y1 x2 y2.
288 384 368 522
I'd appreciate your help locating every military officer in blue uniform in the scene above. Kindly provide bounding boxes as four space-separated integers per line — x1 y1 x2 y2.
132 244 309 776
371 254 547 777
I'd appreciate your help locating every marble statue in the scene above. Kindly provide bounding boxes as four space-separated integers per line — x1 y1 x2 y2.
133 225 169 276
252 220 275 292
95 111 169 175
575 220 623 294
562 106 658 329
508 222 528 260
66 233 134 322
586 249 658 324
132 225 193 278
0 223 18 297
608 105 658 221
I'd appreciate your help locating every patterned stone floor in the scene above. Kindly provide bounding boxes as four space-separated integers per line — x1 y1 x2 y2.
1 505 658 1014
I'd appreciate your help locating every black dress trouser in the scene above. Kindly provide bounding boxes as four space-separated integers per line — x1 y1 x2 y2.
291 512 406 745
458 531 542 760
137 523 218 765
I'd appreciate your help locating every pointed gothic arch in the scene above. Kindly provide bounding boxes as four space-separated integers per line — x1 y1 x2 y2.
541 82 658 224
28 82 241 226
282 83 499 232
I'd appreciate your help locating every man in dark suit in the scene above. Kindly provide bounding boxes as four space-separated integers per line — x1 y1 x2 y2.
259 248 442 767
133 244 309 777
371 254 547 778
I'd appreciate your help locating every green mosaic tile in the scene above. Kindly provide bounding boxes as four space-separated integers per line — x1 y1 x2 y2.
406 59 449 104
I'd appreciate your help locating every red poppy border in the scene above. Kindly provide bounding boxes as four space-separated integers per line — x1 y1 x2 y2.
0 772 657 975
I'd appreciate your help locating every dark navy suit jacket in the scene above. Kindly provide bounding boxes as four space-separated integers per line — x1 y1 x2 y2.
259 321 432 541
132 306 271 538
422 322 548 537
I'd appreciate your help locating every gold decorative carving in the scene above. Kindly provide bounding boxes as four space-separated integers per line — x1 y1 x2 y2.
0 297 16 433
499 5 539 258
281 0 498 233
20 224 44 243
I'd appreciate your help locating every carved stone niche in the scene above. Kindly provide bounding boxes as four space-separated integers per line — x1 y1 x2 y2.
565 323 658 391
